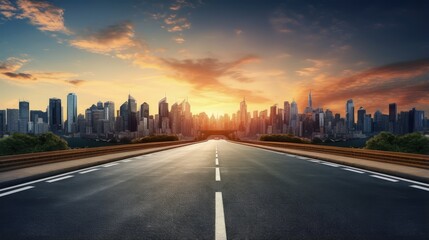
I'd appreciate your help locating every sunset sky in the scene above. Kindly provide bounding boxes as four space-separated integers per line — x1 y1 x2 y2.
0 0 428 117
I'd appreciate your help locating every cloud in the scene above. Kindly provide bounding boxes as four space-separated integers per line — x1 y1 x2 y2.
163 14 191 32
0 57 28 72
297 58 429 114
66 79 86 86
2 72 35 80
0 56 85 85
161 55 271 102
173 35 185 44
0 0 17 18
15 0 71 34
270 10 303 33
296 59 331 77
70 22 137 54
235 29 243 36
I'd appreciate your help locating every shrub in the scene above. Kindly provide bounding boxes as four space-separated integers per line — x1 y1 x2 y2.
132 135 179 143
0 132 69 156
259 134 309 144
365 132 429 154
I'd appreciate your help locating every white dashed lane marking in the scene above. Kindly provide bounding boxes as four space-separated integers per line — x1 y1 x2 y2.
79 169 100 174
410 185 429 192
215 192 227 240
342 168 364 174
46 175 74 183
0 186 34 198
216 168 221 181
370 175 399 182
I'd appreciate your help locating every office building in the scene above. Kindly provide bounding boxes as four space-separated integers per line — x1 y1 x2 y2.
67 93 77 134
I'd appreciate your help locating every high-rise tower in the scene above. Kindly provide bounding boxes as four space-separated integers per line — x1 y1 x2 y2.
67 93 77 134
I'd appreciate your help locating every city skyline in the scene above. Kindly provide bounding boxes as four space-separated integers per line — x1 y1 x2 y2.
0 0 428 116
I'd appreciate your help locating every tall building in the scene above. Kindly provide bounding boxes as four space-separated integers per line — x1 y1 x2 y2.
290 100 299 135
104 101 115 121
140 102 150 135
7 109 19 133
389 103 397 133
239 98 248 132
158 97 169 132
346 99 354 131
308 91 313 109
409 108 424 132
49 98 62 134
357 107 366 131
0 110 5 137
119 101 128 132
67 93 77 134
18 101 29 133
128 95 137 132
284 101 290 127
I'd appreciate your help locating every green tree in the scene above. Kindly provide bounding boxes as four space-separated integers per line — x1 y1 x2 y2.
365 132 429 154
35 132 69 152
0 132 69 156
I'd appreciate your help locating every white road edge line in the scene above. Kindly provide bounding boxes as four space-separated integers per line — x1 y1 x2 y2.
216 154 218 158
321 162 339 167
342 168 364 174
216 158 219 166
120 159 133 163
46 175 74 183
410 185 429 192
370 175 398 182
79 169 100 174
216 167 221 181
308 159 320 163
215 192 227 240
103 163 119 168
0 186 34 198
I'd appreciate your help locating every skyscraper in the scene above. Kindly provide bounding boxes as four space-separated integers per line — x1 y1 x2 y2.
283 101 290 127
67 93 77 134
140 102 149 133
357 107 366 131
239 98 248 132
308 91 312 109
346 99 354 131
7 108 19 133
158 97 169 132
290 100 299 135
18 101 29 133
104 101 115 122
0 110 5 137
389 103 397 133
49 98 62 134
119 101 128 132
128 95 137 132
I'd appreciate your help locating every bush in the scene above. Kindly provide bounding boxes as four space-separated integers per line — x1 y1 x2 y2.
260 134 309 144
132 135 179 143
365 132 429 154
0 132 69 156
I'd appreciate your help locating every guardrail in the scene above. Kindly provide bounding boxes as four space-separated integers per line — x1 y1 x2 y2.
237 140 429 169
0 141 197 172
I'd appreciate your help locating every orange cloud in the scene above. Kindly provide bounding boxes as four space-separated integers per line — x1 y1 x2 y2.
0 0 17 18
0 56 86 85
297 58 429 114
70 22 137 54
16 0 71 34
161 55 271 103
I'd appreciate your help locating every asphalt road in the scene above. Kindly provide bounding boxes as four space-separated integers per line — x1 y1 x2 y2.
0 140 428 240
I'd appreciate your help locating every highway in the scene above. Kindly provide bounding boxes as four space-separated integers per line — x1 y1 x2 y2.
0 140 428 239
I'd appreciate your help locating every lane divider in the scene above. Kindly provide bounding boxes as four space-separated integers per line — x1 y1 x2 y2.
0 186 34 198
370 175 399 182
216 168 221 181
46 175 74 183
79 169 99 174
215 192 227 240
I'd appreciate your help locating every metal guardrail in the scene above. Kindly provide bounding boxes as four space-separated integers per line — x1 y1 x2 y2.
0 141 196 172
238 140 429 169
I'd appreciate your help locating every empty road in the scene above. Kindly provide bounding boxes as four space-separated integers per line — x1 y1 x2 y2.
0 140 428 239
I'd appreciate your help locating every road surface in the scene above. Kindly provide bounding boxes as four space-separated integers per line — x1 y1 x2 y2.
1 140 428 239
